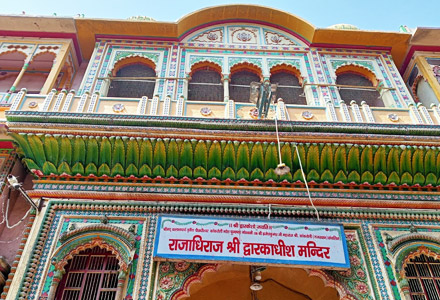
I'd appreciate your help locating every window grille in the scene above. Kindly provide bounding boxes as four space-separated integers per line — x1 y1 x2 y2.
56 247 119 300
405 254 440 300
336 73 383 107
107 64 156 98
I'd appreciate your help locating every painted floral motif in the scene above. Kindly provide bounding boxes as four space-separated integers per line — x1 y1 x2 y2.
350 255 361 266
174 262 190 272
330 231 374 300
264 31 296 46
160 263 170 273
356 282 369 294
237 32 252 42
192 29 224 43
155 262 217 300
159 275 174 290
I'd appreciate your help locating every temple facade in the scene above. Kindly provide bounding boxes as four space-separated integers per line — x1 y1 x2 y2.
0 5 439 300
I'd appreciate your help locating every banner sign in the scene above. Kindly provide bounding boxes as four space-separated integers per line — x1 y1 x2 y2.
154 216 349 269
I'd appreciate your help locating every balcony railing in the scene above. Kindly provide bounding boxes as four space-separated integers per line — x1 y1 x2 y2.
3 88 440 126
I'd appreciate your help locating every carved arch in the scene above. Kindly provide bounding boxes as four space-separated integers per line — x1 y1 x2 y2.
394 243 440 280
110 55 157 77
29 51 56 64
0 49 28 60
411 74 425 103
51 224 136 273
270 63 304 85
334 63 379 86
308 269 359 300
189 60 222 77
171 264 219 300
229 62 263 79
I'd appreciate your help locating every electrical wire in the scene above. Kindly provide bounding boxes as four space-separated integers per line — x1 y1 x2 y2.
0 185 32 229
294 144 320 221
275 104 320 221
274 110 283 166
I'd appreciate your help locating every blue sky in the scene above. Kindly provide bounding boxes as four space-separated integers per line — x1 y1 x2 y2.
2 0 439 31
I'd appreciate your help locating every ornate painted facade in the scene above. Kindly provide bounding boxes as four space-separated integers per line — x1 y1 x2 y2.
0 4 439 300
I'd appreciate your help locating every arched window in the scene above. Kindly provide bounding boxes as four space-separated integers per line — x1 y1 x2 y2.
335 65 383 107
20 51 55 94
108 63 156 98
413 75 439 107
404 254 440 299
55 246 119 300
230 70 261 103
270 70 305 105
188 63 223 101
0 51 27 93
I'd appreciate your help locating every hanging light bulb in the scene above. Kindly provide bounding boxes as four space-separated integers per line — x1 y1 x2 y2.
275 163 290 176
250 282 263 291
274 99 291 176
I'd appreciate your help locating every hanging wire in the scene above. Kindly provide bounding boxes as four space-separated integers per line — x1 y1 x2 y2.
294 144 320 221
272 102 318 220
274 112 283 166
0 185 33 230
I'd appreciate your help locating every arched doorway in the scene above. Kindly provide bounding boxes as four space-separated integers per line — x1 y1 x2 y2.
54 246 120 300
182 264 340 300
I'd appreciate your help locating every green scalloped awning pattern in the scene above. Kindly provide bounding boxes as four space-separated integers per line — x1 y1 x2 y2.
10 132 440 187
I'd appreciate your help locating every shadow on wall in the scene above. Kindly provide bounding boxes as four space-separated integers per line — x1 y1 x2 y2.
0 160 35 264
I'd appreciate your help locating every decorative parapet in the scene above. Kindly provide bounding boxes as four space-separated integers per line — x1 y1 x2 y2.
361 101 375 123
277 99 288 121
51 89 67 112
61 90 75 112
9 88 27 111
163 95 171 116
40 89 57 112
350 101 364 122
86 92 100 113
137 96 148 115
149 95 159 115
176 95 185 116
431 104 440 123
76 91 89 112
408 103 424 124
417 103 434 125
325 99 338 121
225 99 235 119
339 100 351 122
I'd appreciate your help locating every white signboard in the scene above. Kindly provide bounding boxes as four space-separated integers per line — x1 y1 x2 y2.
154 216 349 269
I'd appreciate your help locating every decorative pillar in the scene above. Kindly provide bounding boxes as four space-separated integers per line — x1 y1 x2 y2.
47 269 64 300
361 101 375 123
40 43 71 94
408 103 424 124
431 103 440 124
339 100 351 122
325 99 338 121
399 278 412 300
182 73 190 100
4 57 31 103
115 270 127 300
222 74 230 102
417 103 434 124
350 100 364 123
